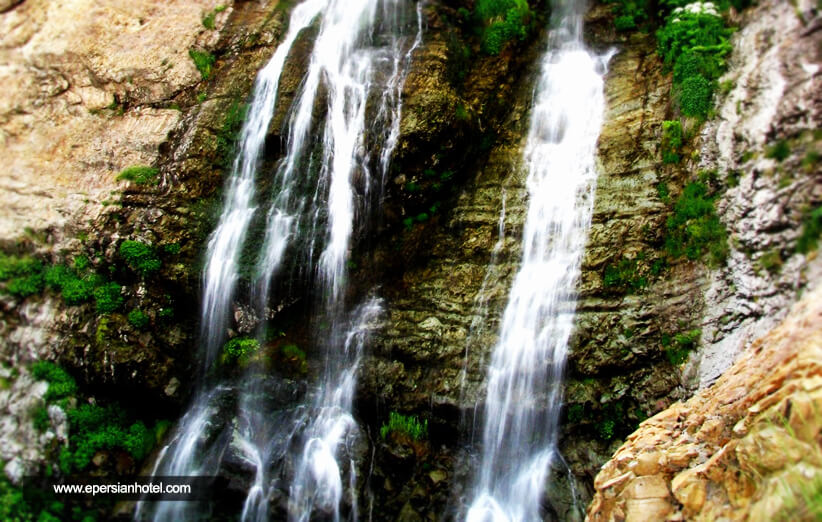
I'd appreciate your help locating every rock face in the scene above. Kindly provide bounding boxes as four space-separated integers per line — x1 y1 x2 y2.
586 281 822 521
0 0 289 478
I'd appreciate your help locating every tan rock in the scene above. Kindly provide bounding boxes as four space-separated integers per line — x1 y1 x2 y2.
624 498 672 522
622 475 670 500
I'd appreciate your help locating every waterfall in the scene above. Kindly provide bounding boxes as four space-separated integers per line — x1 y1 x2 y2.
466 1 611 520
137 0 421 520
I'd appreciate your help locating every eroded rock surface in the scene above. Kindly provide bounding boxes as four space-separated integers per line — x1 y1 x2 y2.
587 282 822 521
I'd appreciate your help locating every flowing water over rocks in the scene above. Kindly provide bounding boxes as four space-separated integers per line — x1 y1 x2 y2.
465 1 611 520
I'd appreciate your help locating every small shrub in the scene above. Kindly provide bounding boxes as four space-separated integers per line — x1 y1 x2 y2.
127 309 149 330
119 240 161 276
380 411 428 441
189 49 216 79
116 165 159 185
93 282 124 313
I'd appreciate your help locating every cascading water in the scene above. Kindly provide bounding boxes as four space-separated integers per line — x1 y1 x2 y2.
465 1 611 520
138 1 421 520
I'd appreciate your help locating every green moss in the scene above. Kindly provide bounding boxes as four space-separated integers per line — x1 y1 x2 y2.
116 166 159 186
118 240 161 276
221 337 260 365
606 0 652 32
32 361 77 403
664 182 729 266
380 412 428 441
93 283 123 313
0 256 44 297
188 49 216 80
567 403 584 424
127 309 149 330
60 404 155 473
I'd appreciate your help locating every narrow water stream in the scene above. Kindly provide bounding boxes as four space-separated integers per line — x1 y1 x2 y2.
466 1 611 520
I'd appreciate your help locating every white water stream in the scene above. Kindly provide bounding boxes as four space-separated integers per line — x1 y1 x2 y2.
466 1 610 520
139 1 421 520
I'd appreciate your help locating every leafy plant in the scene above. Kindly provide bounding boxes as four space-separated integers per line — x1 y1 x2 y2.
678 74 713 118
380 411 428 441
215 99 248 168
663 328 701 365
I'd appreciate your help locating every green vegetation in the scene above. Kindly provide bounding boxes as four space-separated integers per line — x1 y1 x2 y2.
605 0 652 32
32 361 78 404
759 249 783 275
765 139 791 162
116 165 159 186
221 337 260 365
0 255 44 298
189 49 216 80
661 120 683 164
664 182 729 266
92 283 123 313
380 411 428 441
59 404 155 474
215 99 248 168
796 205 822 254
603 256 648 292
656 2 734 119
127 309 149 330
475 0 533 55
202 5 227 30
118 240 161 276
662 328 701 365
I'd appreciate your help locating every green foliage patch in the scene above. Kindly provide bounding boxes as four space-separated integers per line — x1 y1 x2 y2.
380 411 428 441
221 337 260 365
662 120 683 163
93 283 123 313
475 0 533 55
59 404 155 474
116 166 159 186
118 240 161 276
216 100 248 168
127 309 149 330
662 328 701 365
664 182 728 266
32 361 78 403
189 49 216 79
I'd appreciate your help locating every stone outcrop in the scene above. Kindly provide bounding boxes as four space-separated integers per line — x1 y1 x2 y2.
0 0 289 478
586 281 822 521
